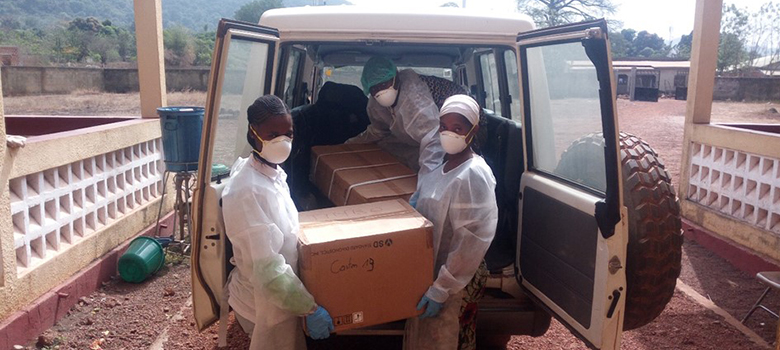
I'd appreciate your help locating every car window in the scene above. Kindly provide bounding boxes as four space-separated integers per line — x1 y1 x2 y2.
282 49 304 107
212 39 270 168
504 50 522 123
526 41 606 193
323 66 362 87
322 65 453 93
478 52 501 115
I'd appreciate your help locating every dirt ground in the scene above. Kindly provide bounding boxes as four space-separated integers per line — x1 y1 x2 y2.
3 91 207 116
6 93 780 349
23 253 192 350
22 240 775 350
615 97 780 187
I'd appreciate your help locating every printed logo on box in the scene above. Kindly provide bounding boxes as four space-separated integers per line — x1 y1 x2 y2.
352 311 364 324
332 312 364 326
333 314 353 326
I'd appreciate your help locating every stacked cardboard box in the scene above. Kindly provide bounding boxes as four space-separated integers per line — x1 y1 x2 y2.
298 199 434 332
310 144 417 206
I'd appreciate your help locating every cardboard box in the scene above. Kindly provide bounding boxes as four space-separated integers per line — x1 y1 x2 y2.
310 144 417 206
298 199 434 332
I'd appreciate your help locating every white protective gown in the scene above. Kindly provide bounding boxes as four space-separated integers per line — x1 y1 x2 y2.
345 69 440 170
404 132 499 350
221 156 315 350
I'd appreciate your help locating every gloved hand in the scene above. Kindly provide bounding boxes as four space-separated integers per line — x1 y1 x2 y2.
305 306 334 340
409 192 419 208
417 295 444 319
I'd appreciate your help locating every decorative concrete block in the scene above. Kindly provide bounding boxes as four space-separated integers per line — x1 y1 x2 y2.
688 142 780 235
10 138 164 274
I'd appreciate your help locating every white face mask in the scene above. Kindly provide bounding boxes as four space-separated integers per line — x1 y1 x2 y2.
373 77 398 107
440 131 469 154
251 126 293 164
439 124 476 155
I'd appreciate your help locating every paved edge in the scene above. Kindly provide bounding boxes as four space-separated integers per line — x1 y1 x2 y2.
675 278 772 349
0 212 176 349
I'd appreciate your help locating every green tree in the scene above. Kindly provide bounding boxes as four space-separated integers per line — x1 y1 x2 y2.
621 28 636 43
0 27 53 64
69 17 104 33
116 30 136 61
638 47 654 57
609 31 630 58
59 17 135 65
234 0 284 24
718 3 749 73
632 30 668 57
516 0 617 28
673 31 693 59
65 17 103 61
718 32 746 73
164 25 194 66
742 1 780 68
608 28 669 58
193 31 216 66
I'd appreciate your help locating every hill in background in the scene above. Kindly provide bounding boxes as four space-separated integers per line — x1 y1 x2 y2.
0 0 350 32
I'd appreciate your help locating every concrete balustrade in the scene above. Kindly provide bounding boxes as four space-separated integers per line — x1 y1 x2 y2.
681 0 780 268
10 138 163 274
687 142 780 235
0 119 174 321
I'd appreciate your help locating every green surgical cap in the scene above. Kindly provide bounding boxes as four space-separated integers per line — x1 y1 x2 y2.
361 56 397 95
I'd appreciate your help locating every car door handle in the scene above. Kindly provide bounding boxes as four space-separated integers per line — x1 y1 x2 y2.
606 289 621 318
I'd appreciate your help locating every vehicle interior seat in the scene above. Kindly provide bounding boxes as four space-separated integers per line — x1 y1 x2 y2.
283 81 370 208
477 110 524 272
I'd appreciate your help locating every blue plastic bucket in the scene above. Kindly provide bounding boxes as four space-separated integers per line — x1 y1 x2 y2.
157 107 204 172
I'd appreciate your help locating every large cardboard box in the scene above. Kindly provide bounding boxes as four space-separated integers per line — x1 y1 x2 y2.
310 144 417 206
298 199 434 332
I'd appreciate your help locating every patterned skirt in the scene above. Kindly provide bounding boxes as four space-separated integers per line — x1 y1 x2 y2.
458 260 489 350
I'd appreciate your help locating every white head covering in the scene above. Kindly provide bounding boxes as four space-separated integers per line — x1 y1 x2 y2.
439 94 480 126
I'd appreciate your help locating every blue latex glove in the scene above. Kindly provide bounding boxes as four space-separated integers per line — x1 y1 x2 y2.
305 306 334 340
417 296 444 319
409 191 419 208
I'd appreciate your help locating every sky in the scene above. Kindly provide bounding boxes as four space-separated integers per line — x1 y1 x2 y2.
347 0 770 43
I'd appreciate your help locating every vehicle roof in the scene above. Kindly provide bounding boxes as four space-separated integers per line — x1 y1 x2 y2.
613 60 691 69
260 6 534 42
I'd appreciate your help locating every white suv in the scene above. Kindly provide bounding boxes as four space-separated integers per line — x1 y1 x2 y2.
189 7 682 349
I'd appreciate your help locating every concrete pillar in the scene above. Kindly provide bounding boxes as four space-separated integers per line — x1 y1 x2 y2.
133 0 167 118
0 69 10 287
685 0 721 125
678 0 722 204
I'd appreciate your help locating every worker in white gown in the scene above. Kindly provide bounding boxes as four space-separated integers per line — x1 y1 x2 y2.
404 94 498 350
221 95 334 350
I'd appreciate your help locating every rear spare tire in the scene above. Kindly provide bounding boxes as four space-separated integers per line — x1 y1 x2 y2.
555 132 683 331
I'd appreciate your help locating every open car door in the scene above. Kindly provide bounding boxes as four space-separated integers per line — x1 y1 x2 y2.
515 19 627 349
191 18 279 331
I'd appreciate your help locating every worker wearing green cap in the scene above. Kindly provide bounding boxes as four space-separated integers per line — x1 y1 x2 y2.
348 56 486 350
346 56 466 171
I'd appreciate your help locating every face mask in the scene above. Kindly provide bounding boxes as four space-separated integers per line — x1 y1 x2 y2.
439 125 476 155
250 126 293 164
373 77 398 107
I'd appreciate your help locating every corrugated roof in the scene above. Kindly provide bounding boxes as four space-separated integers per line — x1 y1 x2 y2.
751 55 780 68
